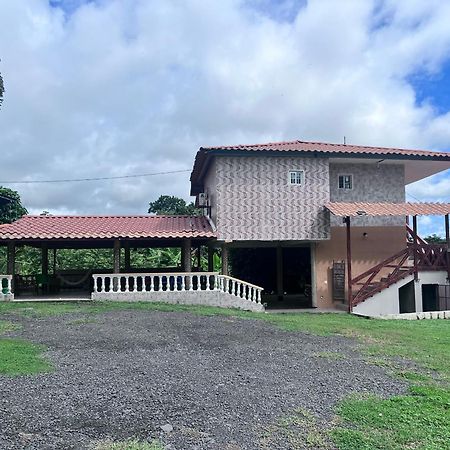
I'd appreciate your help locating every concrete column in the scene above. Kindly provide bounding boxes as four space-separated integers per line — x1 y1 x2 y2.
221 244 229 276
310 243 317 307
276 245 283 299
207 243 215 272
414 280 423 313
7 241 15 292
124 241 131 272
113 240 121 273
41 244 49 276
181 239 192 272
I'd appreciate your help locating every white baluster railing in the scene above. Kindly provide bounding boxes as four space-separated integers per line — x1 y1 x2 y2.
91 272 264 306
0 275 13 300
217 275 263 305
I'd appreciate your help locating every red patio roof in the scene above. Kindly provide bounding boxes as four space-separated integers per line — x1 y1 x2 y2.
326 202 450 217
0 215 216 241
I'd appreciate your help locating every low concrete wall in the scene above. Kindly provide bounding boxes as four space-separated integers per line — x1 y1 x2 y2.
376 310 450 320
91 290 265 312
0 294 14 302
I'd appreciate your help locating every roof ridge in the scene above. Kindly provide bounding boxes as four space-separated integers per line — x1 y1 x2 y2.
24 214 204 219
202 138 449 155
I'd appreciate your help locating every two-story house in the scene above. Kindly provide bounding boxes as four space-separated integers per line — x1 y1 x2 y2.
190 140 450 314
1 139 449 316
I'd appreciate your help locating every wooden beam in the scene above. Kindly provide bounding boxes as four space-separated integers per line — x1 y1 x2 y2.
413 215 418 281
345 217 352 313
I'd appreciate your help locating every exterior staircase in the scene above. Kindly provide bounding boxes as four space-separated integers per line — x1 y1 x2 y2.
351 227 448 308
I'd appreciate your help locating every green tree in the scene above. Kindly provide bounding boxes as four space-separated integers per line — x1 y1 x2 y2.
424 234 445 244
148 195 200 215
0 187 28 224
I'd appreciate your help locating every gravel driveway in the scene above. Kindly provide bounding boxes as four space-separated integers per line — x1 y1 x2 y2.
0 310 406 449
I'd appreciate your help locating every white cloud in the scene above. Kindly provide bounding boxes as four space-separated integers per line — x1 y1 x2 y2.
0 0 449 225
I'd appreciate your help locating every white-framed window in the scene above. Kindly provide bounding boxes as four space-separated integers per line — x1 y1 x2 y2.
338 174 353 190
289 170 304 185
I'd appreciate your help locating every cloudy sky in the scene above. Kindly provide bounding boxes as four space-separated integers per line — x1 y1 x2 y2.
0 0 449 234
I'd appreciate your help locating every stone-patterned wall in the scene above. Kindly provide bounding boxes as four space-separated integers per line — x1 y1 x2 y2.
329 163 405 226
214 156 330 241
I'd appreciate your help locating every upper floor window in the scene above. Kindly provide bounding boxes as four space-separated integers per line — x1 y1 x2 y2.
289 170 304 185
338 174 353 190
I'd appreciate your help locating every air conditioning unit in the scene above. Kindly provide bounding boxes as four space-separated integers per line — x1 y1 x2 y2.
197 192 208 207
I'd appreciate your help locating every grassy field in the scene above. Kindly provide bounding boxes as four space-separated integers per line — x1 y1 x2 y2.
0 301 449 449
0 319 51 376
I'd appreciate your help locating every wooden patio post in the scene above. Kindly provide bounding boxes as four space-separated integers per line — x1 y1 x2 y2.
113 240 121 273
7 241 15 291
41 244 49 277
181 239 192 272
197 245 201 270
345 216 352 313
53 248 57 274
221 243 229 276
124 241 131 272
445 214 449 280
207 242 214 272
113 240 121 291
413 215 418 281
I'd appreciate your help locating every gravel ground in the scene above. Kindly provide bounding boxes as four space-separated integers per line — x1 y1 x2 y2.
0 310 407 449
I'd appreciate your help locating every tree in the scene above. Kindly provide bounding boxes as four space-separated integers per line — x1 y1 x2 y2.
148 195 200 215
0 187 28 224
424 234 445 244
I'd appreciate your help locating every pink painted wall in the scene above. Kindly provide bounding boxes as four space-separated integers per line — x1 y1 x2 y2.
314 226 407 308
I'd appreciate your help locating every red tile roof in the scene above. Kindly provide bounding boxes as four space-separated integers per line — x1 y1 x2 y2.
0 215 216 241
201 140 450 157
326 202 450 217
190 139 450 194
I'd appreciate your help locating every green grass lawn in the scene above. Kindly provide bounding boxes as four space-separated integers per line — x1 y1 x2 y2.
0 301 449 449
0 319 51 376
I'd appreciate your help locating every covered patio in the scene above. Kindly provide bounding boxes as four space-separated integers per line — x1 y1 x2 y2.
0 214 264 311
0 215 216 297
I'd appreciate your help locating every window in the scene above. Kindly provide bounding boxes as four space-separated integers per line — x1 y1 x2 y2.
289 170 304 185
338 174 353 190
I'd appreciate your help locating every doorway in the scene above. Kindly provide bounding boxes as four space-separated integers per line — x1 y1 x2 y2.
229 245 312 309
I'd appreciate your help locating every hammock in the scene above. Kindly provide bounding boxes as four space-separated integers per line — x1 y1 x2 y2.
56 270 93 287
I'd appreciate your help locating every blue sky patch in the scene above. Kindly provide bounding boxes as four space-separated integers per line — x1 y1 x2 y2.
408 60 450 117
49 0 95 15
245 0 306 22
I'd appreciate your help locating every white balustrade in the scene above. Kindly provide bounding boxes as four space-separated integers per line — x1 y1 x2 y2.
91 272 264 305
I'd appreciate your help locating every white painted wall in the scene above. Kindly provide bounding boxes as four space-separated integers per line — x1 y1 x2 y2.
353 271 449 317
